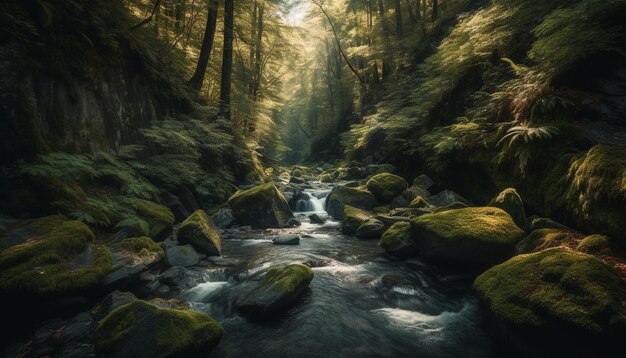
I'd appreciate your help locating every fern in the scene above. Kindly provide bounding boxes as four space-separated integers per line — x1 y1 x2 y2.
497 124 559 148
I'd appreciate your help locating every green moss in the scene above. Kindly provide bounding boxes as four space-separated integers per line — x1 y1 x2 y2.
262 263 314 293
577 235 616 257
379 222 417 257
177 210 221 256
366 173 408 202
516 229 585 254
489 188 527 231
474 248 625 332
409 196 429 208
326 185 375 219
227 182 293 228
130 199 175 238
432 201 469 213
113 236 164 259
95 300 224 357
342 205 372 235
0 220 112 295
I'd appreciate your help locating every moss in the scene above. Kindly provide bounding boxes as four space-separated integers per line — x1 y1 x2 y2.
130 199 175 238
227 182 293 228
409 196 429 208
177 210 221 256
516 229 585 254
489 188 527 231
342 205 372 235
474 248 625 333
577 234 616 257
366 173 408 202
113 236 164 259
0 220 112 296
432 201 468 213
262 263 314 293
379 222 417 257
95 300 224 357
326 185 375 219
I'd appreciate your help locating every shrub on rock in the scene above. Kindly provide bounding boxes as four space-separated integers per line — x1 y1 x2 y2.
227 183 294 228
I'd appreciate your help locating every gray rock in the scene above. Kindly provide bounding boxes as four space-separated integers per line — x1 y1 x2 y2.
211 208 236 229
308 213 327 224
413 174 435 191
272 234 300 245
428 190 473 207
166 244 200 267
390 186 431 209
158 267 204 289
374 215 411 228
355 219 386 239
93 291 138 320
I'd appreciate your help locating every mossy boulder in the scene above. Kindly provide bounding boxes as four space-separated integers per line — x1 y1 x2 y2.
577 234 617 257
177 210 221 256
227 183 294 228
379 222 417 258
366 173 408 203
474 248 626 357
529 217 570 231
355 218 385 239
489 188 527 231
325 185 375 219
104 237 164 287
0 220 112 296
409 196 429 208
342 205 373 235
411 207 524 266
130 199 175 239
239 263 314 317
515 229 585 255
0 215 66 248
319 173 333 183
94 300 223 358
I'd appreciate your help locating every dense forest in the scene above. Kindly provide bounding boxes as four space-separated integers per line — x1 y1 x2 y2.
0 0 624 357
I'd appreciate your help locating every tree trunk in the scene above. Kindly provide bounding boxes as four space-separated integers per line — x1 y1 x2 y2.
377 0 389 37
406 0 416 24
253 2 264 99
432 0 438 21
188 0 219 90
394 0 403 37
219 0 235 119
249 0 257 95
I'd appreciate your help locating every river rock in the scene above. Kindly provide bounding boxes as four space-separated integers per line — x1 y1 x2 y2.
374 215 410 228
427 190 472 207
165 244 201 267
104 237 165 288
273 234 300 245
411 207 524 266
489 188 528 231
366 173 409 203
177 210 222 256
342 205 373 235
326 185 375 219
308 213 327 224
474 248 626 357
227 182 294 228
355 219 386 239
379 222 417 258
158 267 204 289
94 300 223 358
211 208 235 229
409 196 429 208
238 263 314 317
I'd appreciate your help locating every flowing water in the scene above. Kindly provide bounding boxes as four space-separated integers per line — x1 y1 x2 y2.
177 184 496 358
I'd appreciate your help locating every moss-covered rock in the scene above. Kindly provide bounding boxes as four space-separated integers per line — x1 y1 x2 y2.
239 263 314 317
411 207 524 266
529 217 570 231
0 221 112 296
379 222 417 258
576 234 617 257
489 188 527 231
319 173 333 183
515 229 585 255
366 173 408 203
342 205 373 235
474 248 626 357
409 196 429 208
177 210 221 256
130 199 175 239
227 183 294 228
355 218 385 239
94 300 223 358
326 185 375 219
0 215 66 248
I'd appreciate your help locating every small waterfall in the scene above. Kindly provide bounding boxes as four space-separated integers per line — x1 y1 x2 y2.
295 191 329 213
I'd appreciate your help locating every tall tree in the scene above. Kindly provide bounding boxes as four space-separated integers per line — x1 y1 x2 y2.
394 0 403 37
252 1 264 99
219 0 235 119
432 0 438 21
188 0 219 90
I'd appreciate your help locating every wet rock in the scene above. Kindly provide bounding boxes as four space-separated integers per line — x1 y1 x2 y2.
342 205 373 235
474 248 626 357
177 210 222 256
227 183 294 228
272 234 300 245
489 188 528 231
92 291 138 321
207 256 240 266
287 217 302 227
308 213 327 224
94 300 223 358
355 219 386 239
390 186 430 209
238 264 314 317
165 244 200 267
379 222 417 258
388 207 433 217
427 190 472 207
374 215 411 228
411 207 524 266
158 267 204 289
366 173 409 203
289 176 305 184
529 217 570 231
326 185 375 219
104 237 164 288
211 208 235 229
